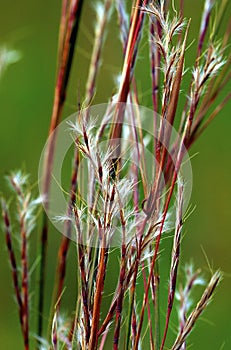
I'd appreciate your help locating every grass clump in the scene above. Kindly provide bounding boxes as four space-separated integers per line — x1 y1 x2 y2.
1 0 230 349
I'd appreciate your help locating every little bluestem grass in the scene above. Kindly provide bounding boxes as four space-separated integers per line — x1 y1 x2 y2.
1 1 230 349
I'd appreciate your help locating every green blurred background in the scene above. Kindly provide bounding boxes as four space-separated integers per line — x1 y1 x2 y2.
0 0 230 349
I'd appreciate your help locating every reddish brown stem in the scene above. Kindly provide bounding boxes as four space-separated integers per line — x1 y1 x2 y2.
21 219 29 350
113 209 126 350
110 0 146 152
141 263 154 350
88 241 108 350
1 200 24 336
38 0 84 338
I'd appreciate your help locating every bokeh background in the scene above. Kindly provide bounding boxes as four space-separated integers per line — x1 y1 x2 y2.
0 0 230 349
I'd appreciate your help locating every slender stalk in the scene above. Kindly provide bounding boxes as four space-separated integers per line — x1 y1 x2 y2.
115 0 129 53
160 182 184 349
21 219 29 350
38 0 84 338
73 205 91 344
48 137 80 329
51 312 58 350
133 150 183 350
1 199 24 337
190 91 231 144
197 0 214 58
153 264 160 350
125 218 148 350
113 209 126 350
88 244 108 350
97 297 117 337
172 271 221 350
10 176 30 350
141 263 154 350
110 0 146 154
57 0 69 63
125 244 140 350
37 214 48 338
85 0 113 108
